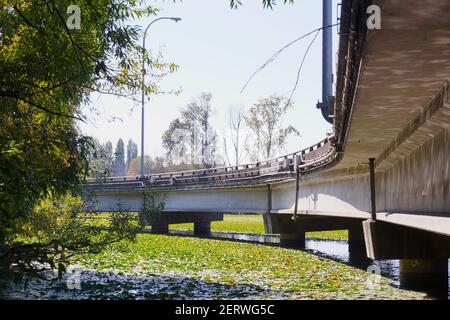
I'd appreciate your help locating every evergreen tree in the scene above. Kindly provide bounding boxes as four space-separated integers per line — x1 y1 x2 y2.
126 139 138 171
114 139 126 176
104 141 113 159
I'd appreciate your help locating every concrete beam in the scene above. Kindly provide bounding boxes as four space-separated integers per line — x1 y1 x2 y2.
363 219 450 260
194 221 211 237
267 214 363 233
375 212 450 237
153 212 223 225
150 212 223 235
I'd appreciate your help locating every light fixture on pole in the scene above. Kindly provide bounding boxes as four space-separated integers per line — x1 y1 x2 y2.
141 17 182 179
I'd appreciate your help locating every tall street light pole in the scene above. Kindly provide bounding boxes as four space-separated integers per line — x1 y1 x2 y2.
141 17 181 179
316 0 333 124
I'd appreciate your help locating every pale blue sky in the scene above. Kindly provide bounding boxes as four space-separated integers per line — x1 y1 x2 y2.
78 0 339 158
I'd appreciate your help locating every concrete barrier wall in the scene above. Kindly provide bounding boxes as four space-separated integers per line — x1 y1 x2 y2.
91 187 269 213
162 188 268 212
271 177 371 218
382 126 450 213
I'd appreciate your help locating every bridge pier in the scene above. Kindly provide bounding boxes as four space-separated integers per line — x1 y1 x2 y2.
262 213 273 234
279 232 306 248
399 259 448 293
150 212 223 236
348 225 367 259
151 222 169 234
194 221 211 237
364 219 450 294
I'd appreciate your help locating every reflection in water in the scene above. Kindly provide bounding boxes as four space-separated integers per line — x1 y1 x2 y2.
170 230 449 299
1 229 448 299
307 238 449 300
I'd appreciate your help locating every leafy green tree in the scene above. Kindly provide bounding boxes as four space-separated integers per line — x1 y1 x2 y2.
245 95 300 160
190 93 218 168
89 140 114 181
3 194 141 278
162 118 191 166
0 0 175 274
104 141 113 159
127 156 167 176
163 93 218 168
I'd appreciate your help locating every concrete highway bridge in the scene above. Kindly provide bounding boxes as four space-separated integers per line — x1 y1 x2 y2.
84 0 450 293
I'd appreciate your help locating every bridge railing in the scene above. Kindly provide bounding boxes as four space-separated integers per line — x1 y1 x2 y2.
85 134 336 186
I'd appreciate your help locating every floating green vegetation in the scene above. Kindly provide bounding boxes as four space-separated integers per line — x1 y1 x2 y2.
171 214 264 234
3 222 428 300
15 213 420 300
73 233 426 300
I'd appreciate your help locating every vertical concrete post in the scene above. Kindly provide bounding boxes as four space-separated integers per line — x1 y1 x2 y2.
369 158 376 220
293 170 300 221
348 225 367 259
400 259 449 294
151 222 169 234
194 221 211 237
279 232 306 249
263 185 273 234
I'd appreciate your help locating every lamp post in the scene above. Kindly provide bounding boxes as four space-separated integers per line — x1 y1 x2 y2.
141 17 181 178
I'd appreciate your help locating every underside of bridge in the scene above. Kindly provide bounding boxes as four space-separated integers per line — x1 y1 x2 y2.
85 0 450 295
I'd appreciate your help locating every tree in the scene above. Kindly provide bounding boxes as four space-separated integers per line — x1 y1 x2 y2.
183 93 218 168
223 105 249 166
113 139 126 176
163 93 218 168
162 118 190 166
89 140 114 181
127 156 167 176
0 0 175 275
104 141 113 159
126 139 138 171
230 0 294 9
245 95 300 160
196 93 218 168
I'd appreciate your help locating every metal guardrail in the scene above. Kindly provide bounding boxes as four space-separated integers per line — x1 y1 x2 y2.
86 135 336 187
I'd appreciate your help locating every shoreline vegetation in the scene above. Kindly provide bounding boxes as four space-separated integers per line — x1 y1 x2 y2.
1 214 429 300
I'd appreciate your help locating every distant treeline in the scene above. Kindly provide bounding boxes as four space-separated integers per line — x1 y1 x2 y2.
89 92 300 178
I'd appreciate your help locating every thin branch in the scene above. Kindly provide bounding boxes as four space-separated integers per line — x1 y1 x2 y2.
285 29 321 106
49 2 89 76
13 5 44 33
0 91 84 121
240 23 338 94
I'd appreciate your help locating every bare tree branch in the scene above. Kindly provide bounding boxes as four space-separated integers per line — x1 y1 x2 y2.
240 23 338 94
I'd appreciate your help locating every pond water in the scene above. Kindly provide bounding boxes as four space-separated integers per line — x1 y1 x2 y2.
0 230 448 300
305 238 450 300
170 229 449 299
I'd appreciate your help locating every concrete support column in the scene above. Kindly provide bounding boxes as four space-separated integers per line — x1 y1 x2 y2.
348 225 367 259
263 214 273 234
194 221 211 237
264 185 273 234
400 259 448 293
280 232 305 249
151 222 169 234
